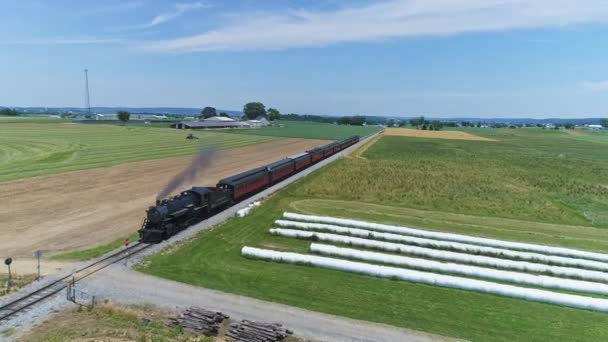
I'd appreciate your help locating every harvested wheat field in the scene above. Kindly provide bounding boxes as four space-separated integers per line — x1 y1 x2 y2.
0 138 328 258
384 128 496 141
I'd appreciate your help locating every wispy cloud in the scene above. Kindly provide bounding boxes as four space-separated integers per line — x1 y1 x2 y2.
579 80 608 91
142 2 208 29
140 0 608 52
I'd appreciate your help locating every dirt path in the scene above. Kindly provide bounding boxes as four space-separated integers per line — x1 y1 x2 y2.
0 138 328 258
384 128 496 141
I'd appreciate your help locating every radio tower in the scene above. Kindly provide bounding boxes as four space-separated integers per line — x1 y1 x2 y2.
84 69 91 116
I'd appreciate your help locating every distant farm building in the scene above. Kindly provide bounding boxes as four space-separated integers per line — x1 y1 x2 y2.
171 116 251 129
205 116 236 123
587 124 604 130
171 115 272 130
246 117 271 127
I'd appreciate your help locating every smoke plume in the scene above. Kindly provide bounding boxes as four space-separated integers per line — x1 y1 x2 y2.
156 145 218 200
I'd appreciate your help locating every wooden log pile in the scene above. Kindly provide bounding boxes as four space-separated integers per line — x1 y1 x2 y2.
166 307 230 336
226 319 293 342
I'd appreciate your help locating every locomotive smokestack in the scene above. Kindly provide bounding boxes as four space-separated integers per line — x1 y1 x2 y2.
156 145 218 201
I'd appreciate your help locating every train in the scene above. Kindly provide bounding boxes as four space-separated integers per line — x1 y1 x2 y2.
138 135 360 243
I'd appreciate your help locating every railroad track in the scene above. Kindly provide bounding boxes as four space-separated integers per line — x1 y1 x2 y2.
0 241 150 323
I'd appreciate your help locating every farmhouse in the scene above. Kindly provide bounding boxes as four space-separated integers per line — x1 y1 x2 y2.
171 116 251 129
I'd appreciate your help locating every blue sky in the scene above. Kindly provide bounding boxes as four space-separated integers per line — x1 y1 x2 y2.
0 0 607 118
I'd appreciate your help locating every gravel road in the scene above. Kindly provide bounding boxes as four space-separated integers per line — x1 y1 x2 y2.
83 267 459 342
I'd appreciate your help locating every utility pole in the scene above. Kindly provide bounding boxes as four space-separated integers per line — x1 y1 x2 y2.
84 69 91 117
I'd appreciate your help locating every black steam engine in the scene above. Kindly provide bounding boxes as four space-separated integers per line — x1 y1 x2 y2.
139 135 360 243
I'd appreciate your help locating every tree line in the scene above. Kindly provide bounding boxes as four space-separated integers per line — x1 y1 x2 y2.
0 108 18 116
6 102 607 130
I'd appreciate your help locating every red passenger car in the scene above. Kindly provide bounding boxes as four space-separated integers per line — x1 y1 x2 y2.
267 159 295 183
290 152 312 171
217 166 269 201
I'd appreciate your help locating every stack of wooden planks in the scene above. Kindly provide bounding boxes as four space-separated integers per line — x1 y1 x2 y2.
226 319 293 342
166 307 230 336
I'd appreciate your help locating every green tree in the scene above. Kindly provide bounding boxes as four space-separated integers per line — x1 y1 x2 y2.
350 115 366 126
117 111 130 123
267 108 281 121
200 107 217 119
243 102 266 120
564 123 575 129
219 112 229 117
337 116 351 125
601 118 608 128
410 116 426 127
432 120 444 130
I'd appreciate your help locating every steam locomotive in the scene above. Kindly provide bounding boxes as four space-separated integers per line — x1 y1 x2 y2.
139 135 360 243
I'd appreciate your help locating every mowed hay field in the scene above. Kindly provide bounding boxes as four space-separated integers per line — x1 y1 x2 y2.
220 120 381 140
0 123 278 182
384 127 496 141
142 128 608 341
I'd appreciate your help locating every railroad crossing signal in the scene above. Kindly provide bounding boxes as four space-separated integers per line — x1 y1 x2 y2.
4 257 12 293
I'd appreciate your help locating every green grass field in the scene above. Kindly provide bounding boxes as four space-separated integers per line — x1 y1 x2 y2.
141 128 608 341
566 129 608 145
220 121 381 140
0 116 71 124
298 129 608 228
0 123 279 182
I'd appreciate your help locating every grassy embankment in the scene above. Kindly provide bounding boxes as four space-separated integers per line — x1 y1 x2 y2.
220 120 381 140
141 128 608 341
